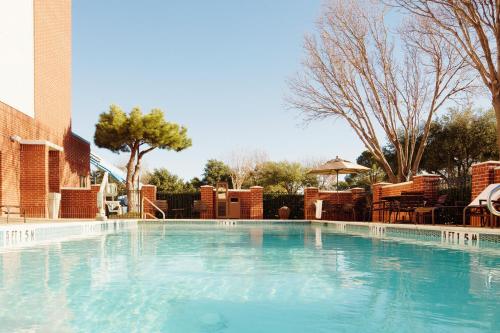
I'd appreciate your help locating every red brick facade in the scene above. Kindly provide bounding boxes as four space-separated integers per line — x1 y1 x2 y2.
249 186 263 219
60 185 99 219
471 161 500 199
304 188 365 220
371 175 440 222
200 186 263 219
0 1 90 218
141 185 157 218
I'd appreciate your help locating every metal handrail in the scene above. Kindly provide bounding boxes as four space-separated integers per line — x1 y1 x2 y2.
141 197 165 220
487 184 500 216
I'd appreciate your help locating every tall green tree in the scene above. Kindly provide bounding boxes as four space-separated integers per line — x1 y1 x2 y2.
201 159 232 187
345 151 388 189
94 105 191 211
252 161 318 194
144 168 195 193
420 108 498 181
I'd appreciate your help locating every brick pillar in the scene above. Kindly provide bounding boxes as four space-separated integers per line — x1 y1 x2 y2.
249 186 263 220
471 161 500 199
48 150 61 193
494 167 500 184
412 175 440 201
304 187 319 220
20 144 48 218
351 187 365 202
91 185 100 217
200 185 214 219
371 182 391 222
141 185 157 219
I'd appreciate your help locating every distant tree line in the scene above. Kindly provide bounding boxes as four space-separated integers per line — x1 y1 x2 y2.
145 107 498 193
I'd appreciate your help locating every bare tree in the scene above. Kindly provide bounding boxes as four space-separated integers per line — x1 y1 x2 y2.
225 149 268 189
391 0 500 153
288 0 474 182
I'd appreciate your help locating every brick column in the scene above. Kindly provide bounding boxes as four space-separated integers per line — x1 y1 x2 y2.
141 185 157 219
371 182 391 222
249 186 263 220
304 187 319 220
48 150 61 193
20 144 48 218
494 167 500 184
200 185 214 219
350 187 365 202
471 161 500 199
412 175 440 201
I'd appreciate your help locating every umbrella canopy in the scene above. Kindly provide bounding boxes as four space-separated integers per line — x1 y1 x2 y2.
308 156 370 176
309 156 370 195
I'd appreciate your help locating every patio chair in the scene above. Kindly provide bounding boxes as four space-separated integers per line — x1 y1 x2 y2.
105 201 122 216
371 199 389 222
414 194 450 225
394 194 426 223
463 184 500 227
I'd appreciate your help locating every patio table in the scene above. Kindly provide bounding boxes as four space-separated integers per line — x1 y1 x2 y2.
380 194 425 223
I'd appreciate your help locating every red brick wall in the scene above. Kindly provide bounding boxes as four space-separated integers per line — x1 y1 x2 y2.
372 182 392 222
62 133 90 187
60 185 99 219
371 176 441 222
249 186 263 220
20 144 48 218
0 1 90 212
494 167 500 184
49 150 61 193
304 188 319 220
141 185 157 219
200 186 215 219
199 186 263 219
471 161 500 199
470 161 500 227
34 0 72 131
413 175 440 200
304 187 362 220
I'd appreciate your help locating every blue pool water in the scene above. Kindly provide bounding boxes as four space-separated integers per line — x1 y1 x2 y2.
0 223 499 332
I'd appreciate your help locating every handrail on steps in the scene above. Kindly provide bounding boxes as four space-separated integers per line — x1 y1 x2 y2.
487 184 500 216
141 197 165 220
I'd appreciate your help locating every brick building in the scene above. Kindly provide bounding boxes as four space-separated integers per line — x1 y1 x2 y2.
0 0 90 218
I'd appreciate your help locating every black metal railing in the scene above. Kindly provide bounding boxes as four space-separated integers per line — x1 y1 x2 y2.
434 175 471 225
263 193 304 220
437 175 471 206
156 192 201 219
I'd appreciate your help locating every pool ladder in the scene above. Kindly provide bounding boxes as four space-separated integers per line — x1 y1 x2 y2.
141 197 165 220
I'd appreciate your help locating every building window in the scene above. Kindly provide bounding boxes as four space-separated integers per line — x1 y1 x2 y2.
79 175 87 188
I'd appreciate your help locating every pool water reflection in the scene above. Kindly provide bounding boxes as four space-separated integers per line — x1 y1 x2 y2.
0 223 499 332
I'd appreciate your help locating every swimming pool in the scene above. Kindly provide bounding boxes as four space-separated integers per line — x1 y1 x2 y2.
0 222 499 332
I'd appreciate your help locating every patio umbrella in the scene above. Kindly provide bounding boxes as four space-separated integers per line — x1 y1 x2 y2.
308 156 370 193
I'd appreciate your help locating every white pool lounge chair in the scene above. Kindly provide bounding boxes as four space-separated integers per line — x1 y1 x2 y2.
463 184 500 227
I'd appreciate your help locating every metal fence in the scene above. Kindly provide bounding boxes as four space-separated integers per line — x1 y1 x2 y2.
437 175 471 206
435 175 471 225
156 192 201 219
263 193 304 220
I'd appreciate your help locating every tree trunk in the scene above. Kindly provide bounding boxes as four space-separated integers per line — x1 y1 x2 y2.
493 97 500 154
126 148 138 213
